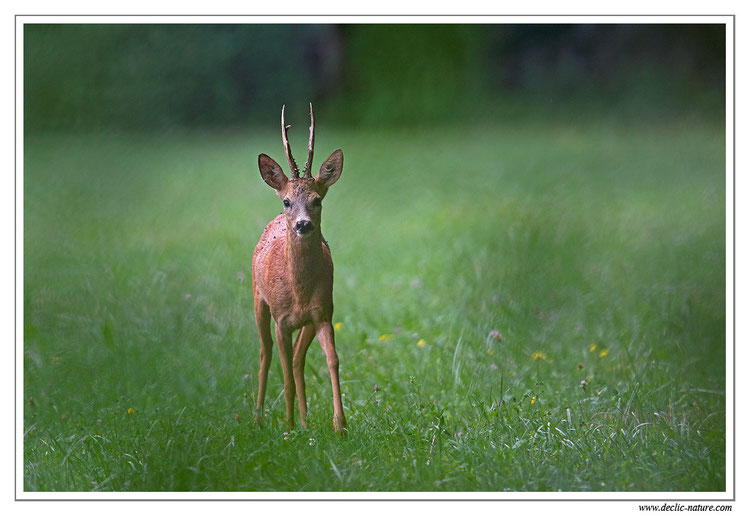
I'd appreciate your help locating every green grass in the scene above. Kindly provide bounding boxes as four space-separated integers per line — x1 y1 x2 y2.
23 118 726 492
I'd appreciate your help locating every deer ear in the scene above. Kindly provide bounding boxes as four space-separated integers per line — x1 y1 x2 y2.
258 154 288 191
315 149 343 192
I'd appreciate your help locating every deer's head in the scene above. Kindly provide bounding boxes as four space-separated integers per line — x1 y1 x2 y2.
258 104 343 239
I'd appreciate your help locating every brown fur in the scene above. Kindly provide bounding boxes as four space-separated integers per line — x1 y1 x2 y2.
252 149 345 432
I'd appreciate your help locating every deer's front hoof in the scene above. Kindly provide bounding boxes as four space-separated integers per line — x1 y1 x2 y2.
254 413 264 428
333 414 347 435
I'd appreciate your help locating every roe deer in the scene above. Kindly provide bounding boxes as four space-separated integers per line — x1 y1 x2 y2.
252 103 346 432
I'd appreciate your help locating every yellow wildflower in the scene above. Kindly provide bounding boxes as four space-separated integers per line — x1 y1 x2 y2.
588 343 597 352
599 349 609 358
127 407 135 414
334 322 343 331
531 351 547 361
531 396 536 404
379 334 393 343
417 339 426 348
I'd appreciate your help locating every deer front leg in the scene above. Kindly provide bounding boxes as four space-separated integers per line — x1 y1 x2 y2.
315 321 346 433
293 324 316 427
275 322 296 429
254 299 273 427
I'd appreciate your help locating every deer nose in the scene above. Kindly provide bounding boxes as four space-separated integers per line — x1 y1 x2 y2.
294 220 314 234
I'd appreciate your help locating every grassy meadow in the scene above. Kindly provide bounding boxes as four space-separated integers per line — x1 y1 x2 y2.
23 117 726 492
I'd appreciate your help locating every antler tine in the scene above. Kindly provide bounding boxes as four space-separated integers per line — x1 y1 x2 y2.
303 102 315 178
281 105 299 178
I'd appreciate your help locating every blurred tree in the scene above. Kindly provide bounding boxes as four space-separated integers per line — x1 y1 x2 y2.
25 24 339 131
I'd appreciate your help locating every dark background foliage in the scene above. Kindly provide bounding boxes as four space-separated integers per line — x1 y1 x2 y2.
24 23 725 131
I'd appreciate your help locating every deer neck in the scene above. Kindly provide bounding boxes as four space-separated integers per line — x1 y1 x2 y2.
284 227 325 282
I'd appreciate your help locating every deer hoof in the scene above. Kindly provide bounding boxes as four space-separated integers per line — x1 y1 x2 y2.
333 414 347 434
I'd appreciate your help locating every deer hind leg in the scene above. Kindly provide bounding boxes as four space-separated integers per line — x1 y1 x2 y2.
293 324 316 427
275 322 296 429
254 298 273 427
315 321 346 433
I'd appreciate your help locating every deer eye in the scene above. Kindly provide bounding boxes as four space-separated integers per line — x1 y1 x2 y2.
283 199 291 208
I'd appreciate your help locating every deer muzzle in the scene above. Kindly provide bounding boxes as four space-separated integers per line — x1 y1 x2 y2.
294 220 315 235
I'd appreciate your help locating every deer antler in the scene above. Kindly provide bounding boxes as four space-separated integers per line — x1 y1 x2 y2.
281 105 299 178
303 103 315 179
